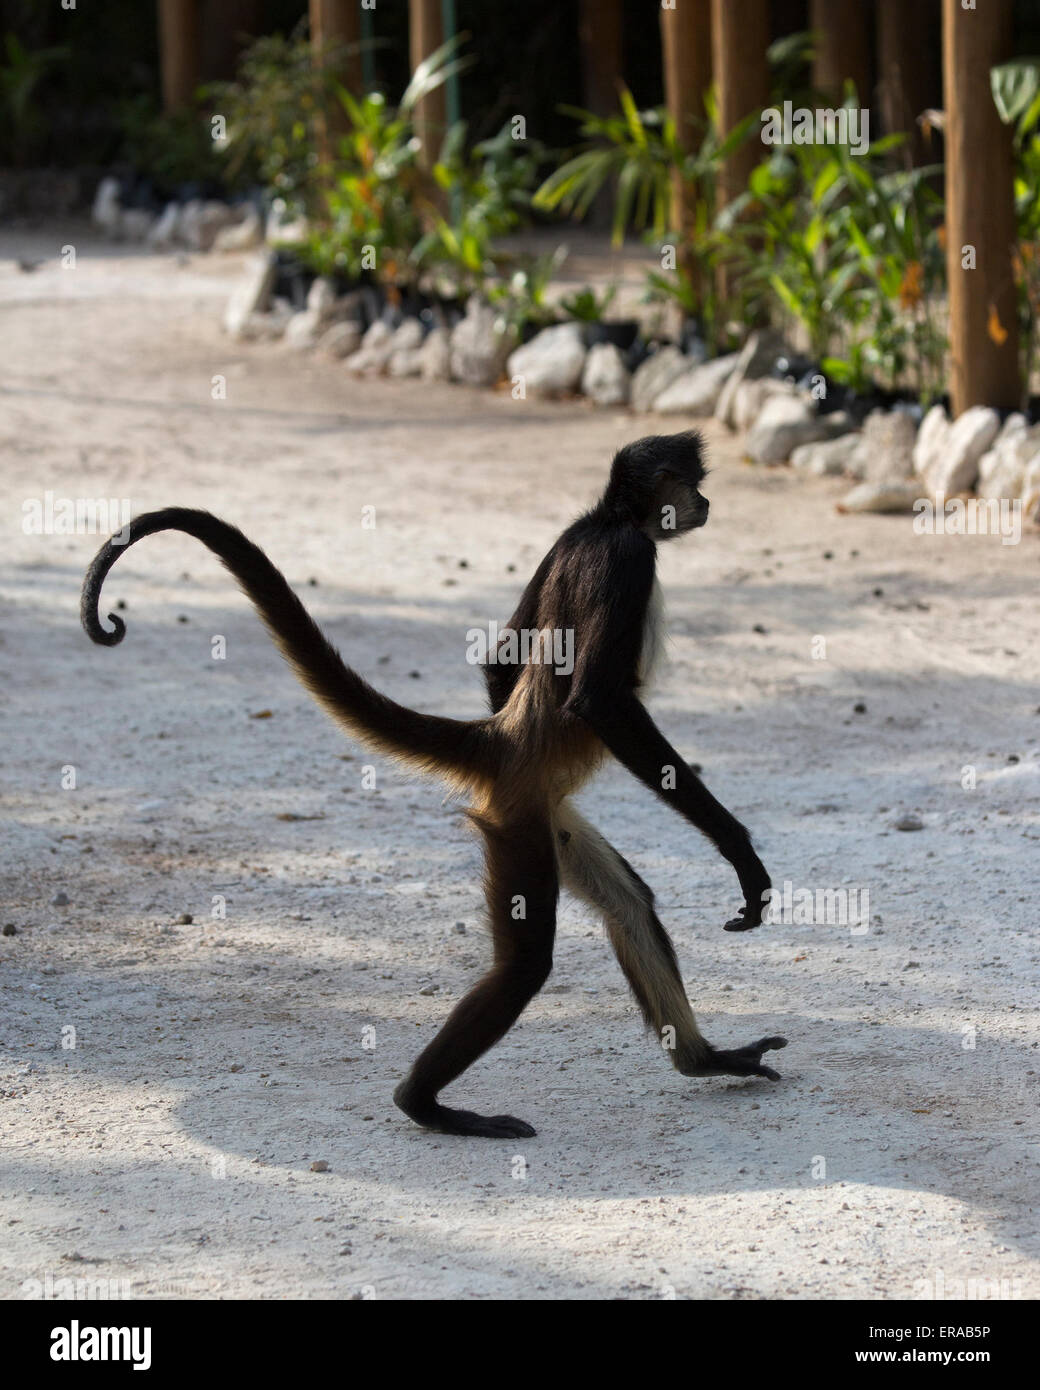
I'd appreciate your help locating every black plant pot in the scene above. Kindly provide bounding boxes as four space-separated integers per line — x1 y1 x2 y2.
272 250 315 311
433 295 465 331
624 337 658 373
773 353 818 383
840 386 918 425
680 317 708 362
353 284 381 331
519 317 557 343
584 319 640 352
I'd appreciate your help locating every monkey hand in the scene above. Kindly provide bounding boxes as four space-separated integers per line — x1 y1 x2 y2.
687 1036 788 1082
724 858 771 932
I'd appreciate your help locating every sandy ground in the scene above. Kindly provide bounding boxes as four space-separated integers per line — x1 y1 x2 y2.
1 227 1038 1302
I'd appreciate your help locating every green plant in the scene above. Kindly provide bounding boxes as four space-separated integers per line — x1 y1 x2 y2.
718 139 863 362
115 94 227 193
295 34 474 286
411 119 546 294
532 86 686 247
834 157 946 403
716 92 947 404
993 58 1040 402
206 26 336 218
559 283 617 323
487 246 568 336
0 31 68 165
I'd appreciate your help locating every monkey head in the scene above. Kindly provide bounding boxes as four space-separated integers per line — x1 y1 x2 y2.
604 430 709 541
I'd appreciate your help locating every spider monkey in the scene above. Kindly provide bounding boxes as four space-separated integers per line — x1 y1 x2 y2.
81 429 785 1139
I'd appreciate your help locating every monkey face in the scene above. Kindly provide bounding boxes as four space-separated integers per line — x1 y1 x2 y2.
645 476 709 540
605 430 709 538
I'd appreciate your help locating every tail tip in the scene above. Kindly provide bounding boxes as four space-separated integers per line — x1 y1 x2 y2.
84 610 126 647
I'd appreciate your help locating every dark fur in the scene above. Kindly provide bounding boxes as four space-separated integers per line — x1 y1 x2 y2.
81 430 786 1139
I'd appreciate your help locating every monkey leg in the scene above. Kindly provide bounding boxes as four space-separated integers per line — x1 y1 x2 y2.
553 800 786 1082
393 812 557 1138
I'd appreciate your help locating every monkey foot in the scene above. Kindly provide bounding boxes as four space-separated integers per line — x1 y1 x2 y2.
724 904 765 932
394 1086 536 1138
686 1035 788 1082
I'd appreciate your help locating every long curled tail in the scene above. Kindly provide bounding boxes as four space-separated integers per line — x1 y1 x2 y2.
81 508 500 788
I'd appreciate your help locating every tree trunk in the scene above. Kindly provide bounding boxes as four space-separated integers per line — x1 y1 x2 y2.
409 0 447 168
876 0 940 163
310 0 364 169
942 0 1019 414
810 0 871 104
202 0 263 84
578 0 623 117
711 0 768 303
157 0 202 113
660 0 711 239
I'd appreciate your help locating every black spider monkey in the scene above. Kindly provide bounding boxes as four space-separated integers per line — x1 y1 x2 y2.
81 429 785 1139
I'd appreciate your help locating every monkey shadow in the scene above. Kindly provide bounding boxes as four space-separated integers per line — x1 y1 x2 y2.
150 983 1040 1289
10 912 1037 1296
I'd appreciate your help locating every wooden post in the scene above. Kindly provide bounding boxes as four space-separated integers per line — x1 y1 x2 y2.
810 0 871 104
711 0 768 302
310 0 364 169
578 0 623 116
202 0 264 84
157 0 202 113
310 0 363 93
942 0 1019 414
711 0 768 209
409 0 446 167
660 0 712 234
876 0 940 162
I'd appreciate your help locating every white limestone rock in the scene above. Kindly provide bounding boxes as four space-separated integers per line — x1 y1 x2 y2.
506 322 587 397
212 203 264 252
731 377 798 432
449 297 514 387
746 394 849 464
913 403 1001 495
284 309 324 350
850 409 918 484
790 432 862 477
91 176 121 235
653 352 740 415
345 319 396 375
419 326 452 381
976 414 1040 501
630 345 688 413
580 342 631 406
179 198 239 251
714 330 790 428
317 319 364 359
147 201 181 250
223 250 277 339
837 480 922 513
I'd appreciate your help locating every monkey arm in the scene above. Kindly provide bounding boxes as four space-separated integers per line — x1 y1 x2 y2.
566 690 769 928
